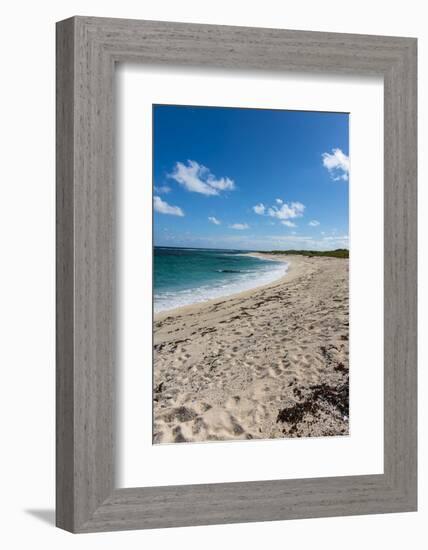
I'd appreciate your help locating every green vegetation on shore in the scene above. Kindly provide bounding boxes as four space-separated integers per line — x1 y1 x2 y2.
260 249 349 259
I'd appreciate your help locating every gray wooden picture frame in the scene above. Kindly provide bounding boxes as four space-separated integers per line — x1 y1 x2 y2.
56 16 417 533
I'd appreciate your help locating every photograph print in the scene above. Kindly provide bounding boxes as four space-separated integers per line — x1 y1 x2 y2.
153 104 349 444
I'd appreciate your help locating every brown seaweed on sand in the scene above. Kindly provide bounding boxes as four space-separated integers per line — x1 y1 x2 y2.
277 382 349 427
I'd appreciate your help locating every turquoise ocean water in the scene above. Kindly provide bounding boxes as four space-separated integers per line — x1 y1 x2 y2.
154 247 288 313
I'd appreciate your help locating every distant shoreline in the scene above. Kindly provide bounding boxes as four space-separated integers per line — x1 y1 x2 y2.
257 249 349 259
154 244 349 258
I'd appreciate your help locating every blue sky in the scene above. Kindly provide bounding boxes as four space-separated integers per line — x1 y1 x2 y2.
153 104 349 251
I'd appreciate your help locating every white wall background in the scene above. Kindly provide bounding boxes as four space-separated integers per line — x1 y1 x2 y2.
0 1 424 548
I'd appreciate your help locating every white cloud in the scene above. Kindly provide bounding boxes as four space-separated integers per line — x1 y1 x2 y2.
309 220 320 227
253 203 265 215
263 233 349 250
153 196 184 217
169 160 235 196
281 220 296 227
254 199 305 222
230 223 249 230
154 185 171 194
322 148 349 181
208 216 221 225
268 201 305 220
322 234 349 242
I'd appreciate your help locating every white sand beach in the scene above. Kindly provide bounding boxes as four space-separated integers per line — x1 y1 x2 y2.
153 254 349 444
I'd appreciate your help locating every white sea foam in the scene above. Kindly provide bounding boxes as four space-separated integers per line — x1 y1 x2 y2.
154 259 288 313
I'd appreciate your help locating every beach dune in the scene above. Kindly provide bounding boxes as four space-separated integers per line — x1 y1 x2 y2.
153 254 349 444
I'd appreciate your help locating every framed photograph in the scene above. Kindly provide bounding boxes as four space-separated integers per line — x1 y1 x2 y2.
56 17 417 532
151 104 350 445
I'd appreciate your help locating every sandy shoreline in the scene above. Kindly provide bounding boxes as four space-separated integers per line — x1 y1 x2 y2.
153 254 349 444
154 253 304 321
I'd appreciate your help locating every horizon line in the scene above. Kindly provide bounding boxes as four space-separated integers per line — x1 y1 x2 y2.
154 244 349 252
